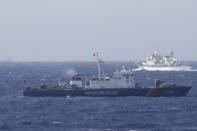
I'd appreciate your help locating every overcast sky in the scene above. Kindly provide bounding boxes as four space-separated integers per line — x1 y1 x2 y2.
0 0 196 61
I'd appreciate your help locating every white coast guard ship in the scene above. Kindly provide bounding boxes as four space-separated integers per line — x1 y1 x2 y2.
134 51 192 71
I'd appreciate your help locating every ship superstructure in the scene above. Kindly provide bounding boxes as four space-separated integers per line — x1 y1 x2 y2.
83 53 135 89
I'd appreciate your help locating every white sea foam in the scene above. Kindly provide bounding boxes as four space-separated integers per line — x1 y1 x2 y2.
51 121 65 125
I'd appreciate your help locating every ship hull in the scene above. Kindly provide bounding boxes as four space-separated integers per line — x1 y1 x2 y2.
135 65 192 71
23 86 191 97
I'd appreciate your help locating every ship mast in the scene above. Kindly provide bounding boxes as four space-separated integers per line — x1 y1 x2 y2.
94 52 104 79
153 43 160 55
170 49 174 58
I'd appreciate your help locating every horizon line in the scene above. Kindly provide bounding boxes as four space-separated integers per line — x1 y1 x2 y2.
0 60 196 63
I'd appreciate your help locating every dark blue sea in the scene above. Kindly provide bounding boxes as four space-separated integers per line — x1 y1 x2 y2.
0 62 197 131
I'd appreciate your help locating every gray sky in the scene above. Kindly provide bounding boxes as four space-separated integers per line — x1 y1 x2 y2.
0 0 196 61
